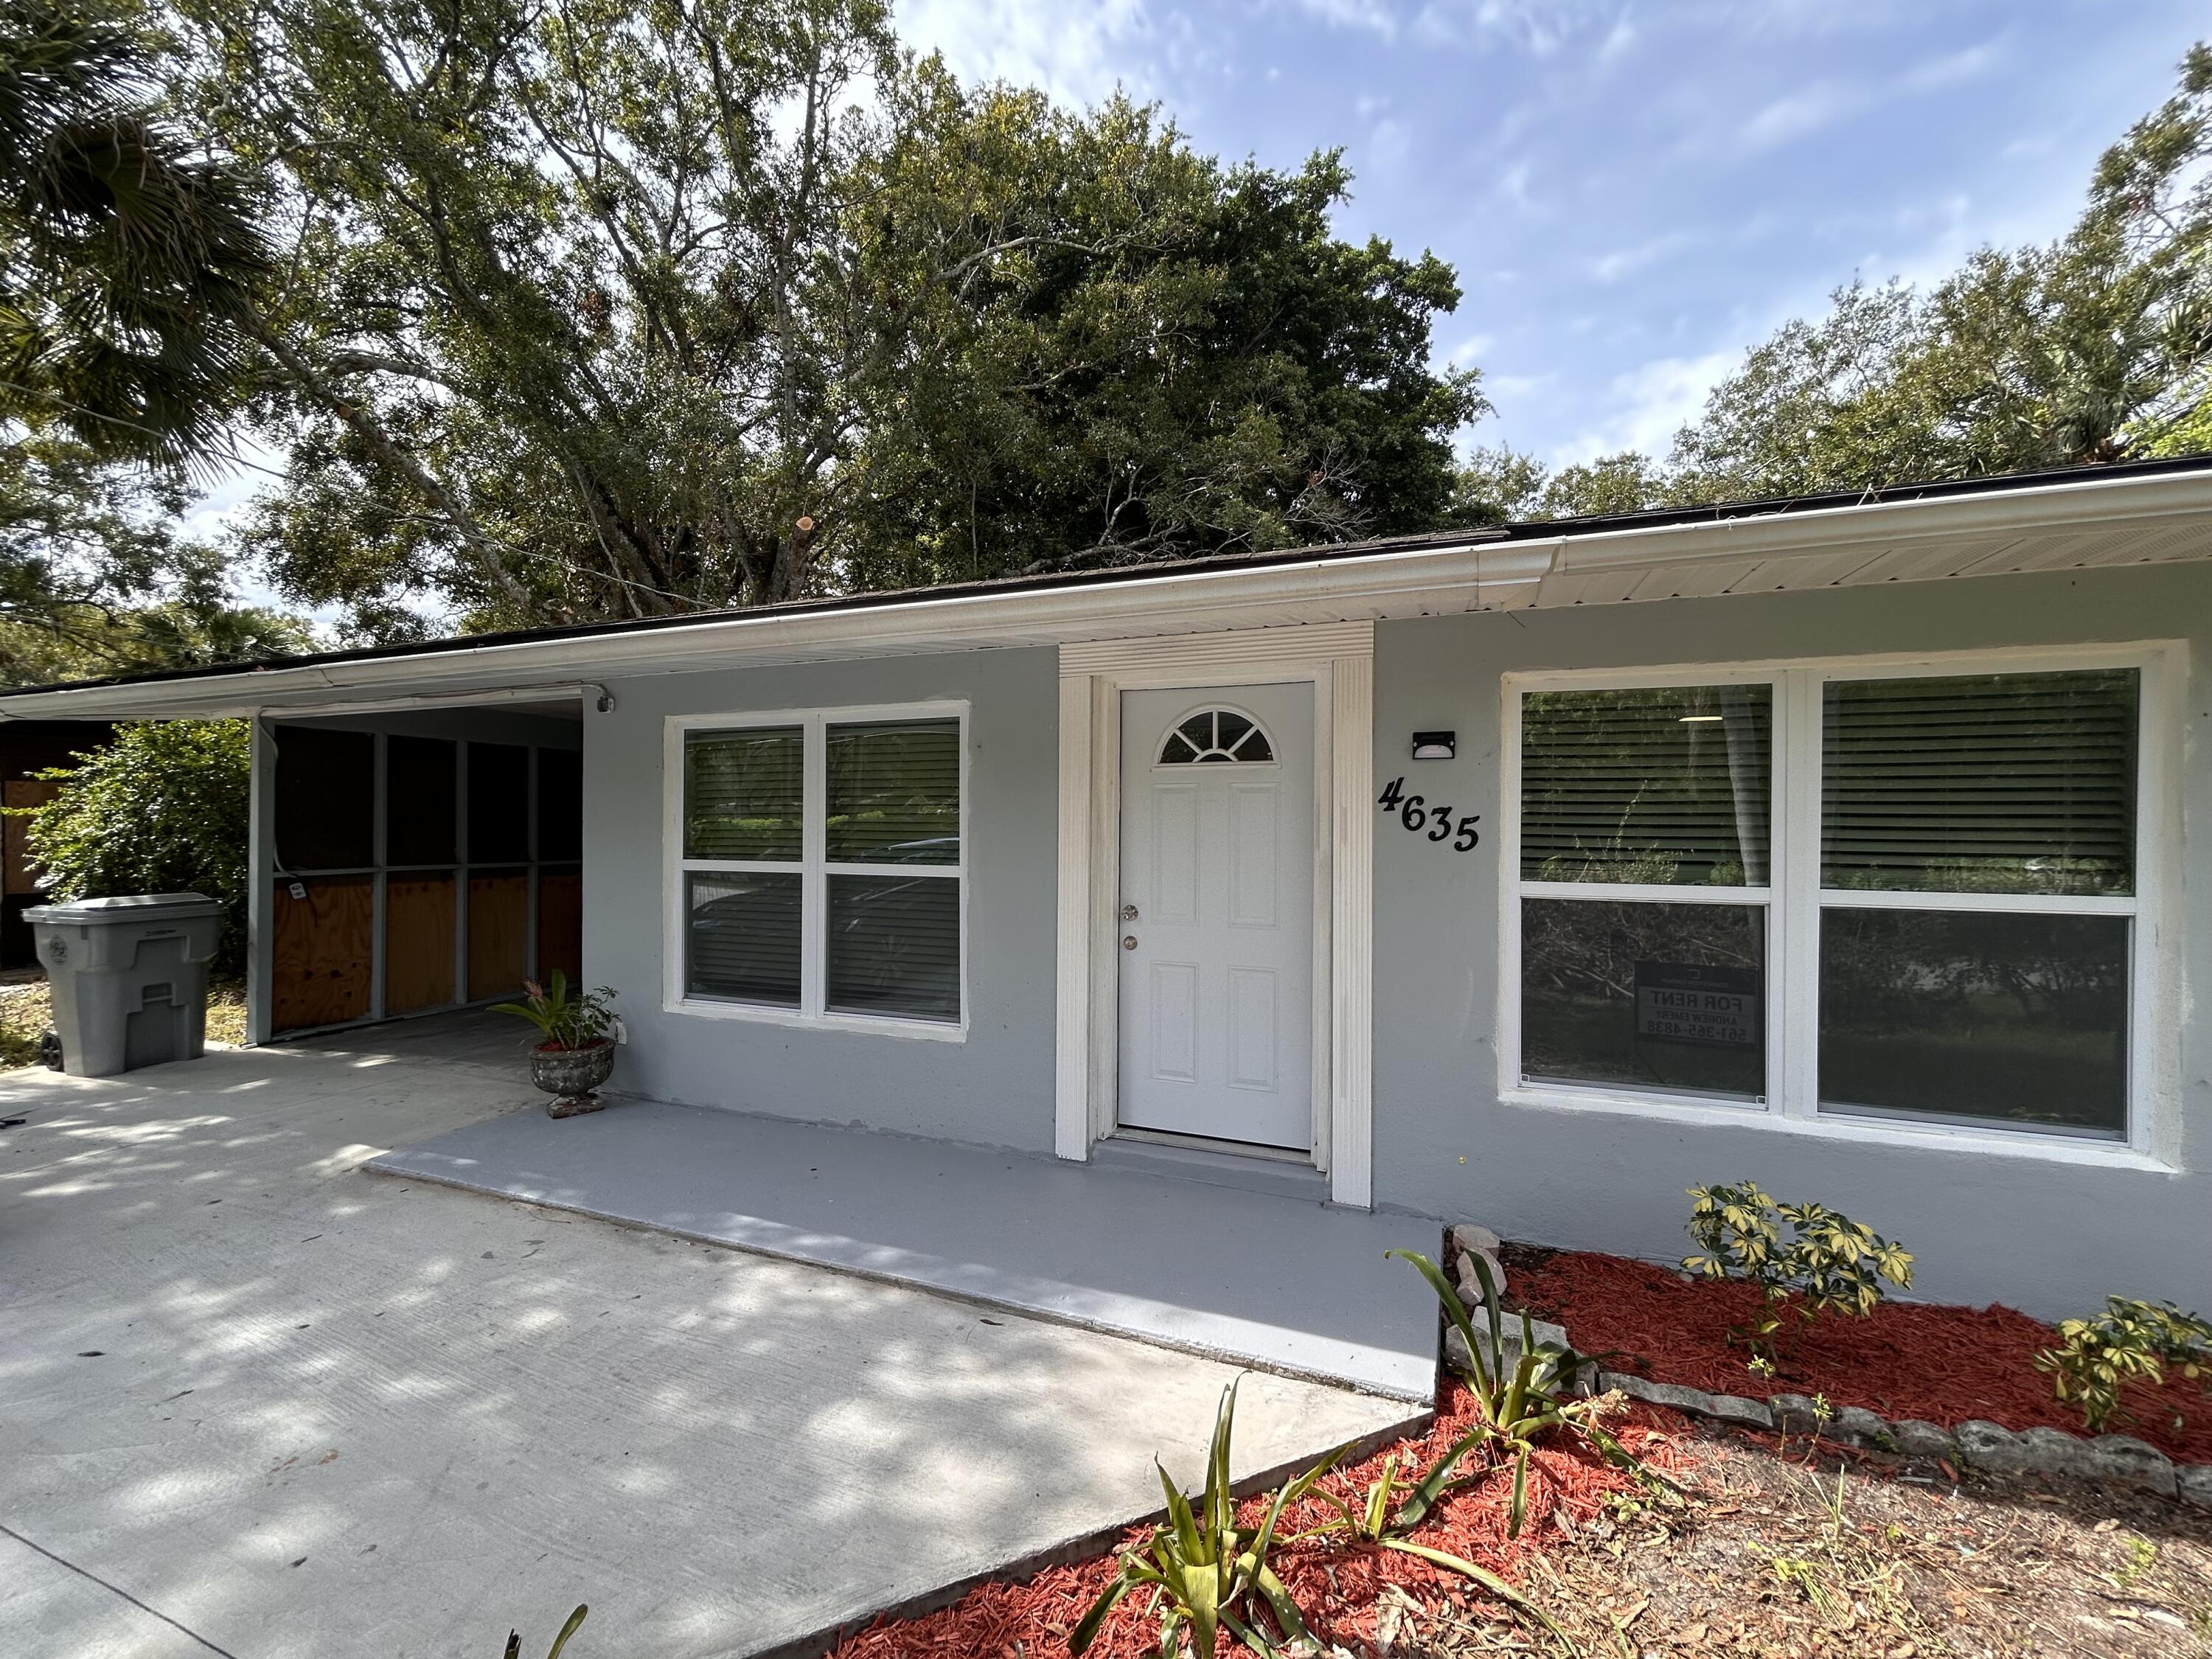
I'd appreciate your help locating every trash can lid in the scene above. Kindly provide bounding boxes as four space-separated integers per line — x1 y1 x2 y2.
25 891 224 924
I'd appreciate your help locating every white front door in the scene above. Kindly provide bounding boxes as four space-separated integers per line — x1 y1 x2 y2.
1117 684 1315 1152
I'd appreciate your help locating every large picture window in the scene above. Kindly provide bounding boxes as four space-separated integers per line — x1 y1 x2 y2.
670 705 965 1029
1506 656 2159 1144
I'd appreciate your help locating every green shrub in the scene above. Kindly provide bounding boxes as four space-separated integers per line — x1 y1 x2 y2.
2035 1298 2212 1432
1069 1377 1564 1658
1392 1248 1664 1540
1070 1380 1338 1658
1683 1180 1914 1374
15 720 251 973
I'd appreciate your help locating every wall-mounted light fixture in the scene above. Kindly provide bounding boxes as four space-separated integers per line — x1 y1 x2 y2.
1411 730 1456 760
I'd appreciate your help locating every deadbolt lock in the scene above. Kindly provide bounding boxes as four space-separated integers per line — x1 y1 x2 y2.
1120 904 1139 921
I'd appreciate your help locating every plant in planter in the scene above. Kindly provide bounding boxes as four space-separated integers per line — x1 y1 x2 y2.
1683 1181 1914 1378
492 972 621 1118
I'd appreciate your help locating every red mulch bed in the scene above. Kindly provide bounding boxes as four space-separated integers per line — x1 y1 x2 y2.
830 1381 1688 1659
1513 1248 2212 1463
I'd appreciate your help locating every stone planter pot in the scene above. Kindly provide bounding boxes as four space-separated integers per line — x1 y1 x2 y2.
529 1038 616 1118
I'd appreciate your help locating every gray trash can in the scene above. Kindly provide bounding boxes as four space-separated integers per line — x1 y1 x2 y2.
27 893 226 1077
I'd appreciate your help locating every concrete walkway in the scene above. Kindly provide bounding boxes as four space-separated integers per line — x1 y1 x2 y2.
369 1096 1442 1400
0 1015 1422 1659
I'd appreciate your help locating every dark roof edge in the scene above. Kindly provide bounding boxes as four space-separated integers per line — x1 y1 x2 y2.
11 450 2212 702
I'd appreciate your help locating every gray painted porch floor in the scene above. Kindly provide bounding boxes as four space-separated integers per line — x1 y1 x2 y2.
369 1096 1443 1401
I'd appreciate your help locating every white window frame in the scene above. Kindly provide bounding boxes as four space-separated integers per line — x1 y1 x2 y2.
663 700 969 1041
1498 643 2181 1167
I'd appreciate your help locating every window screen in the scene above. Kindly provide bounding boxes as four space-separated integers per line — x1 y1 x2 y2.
467 743 531 863
1521 684 1770 884
275 726 375 870
385 736 456 866
535 747 582 863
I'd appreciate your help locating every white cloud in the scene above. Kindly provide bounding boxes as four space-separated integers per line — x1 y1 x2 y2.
1367 116 1412 171
1739 80 1861 151
1901 35 2006 94
1293 0 1400 40
1554 347 1737 464
1449 331 1495 364
1585 232 1693 284
1488 371 1553 400
899 0 1156 105
1495 159 1536 211
1410 1 1625 55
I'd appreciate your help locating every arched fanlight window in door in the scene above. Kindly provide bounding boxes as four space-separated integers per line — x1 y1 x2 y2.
1157 708 1276 765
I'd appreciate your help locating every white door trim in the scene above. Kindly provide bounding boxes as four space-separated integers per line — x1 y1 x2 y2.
1054 622 1374 1207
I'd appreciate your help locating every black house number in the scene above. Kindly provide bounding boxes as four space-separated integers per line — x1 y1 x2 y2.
1377 778 1480 850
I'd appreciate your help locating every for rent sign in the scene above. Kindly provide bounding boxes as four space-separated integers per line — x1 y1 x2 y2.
1633 961 1761 1049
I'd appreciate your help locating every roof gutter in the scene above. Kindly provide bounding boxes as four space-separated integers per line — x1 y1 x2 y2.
8 463 2212 722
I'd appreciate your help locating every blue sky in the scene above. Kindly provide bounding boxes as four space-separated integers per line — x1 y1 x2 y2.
901 0 2210 466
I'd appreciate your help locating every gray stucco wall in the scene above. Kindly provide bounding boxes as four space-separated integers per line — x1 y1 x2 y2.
583 646 1060 1150
1369 561 2211 1321
573 563 2205 1322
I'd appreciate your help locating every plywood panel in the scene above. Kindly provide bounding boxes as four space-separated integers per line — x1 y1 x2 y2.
467 871 529 1002
536 866 582 987
271 874 374 1033
3 777 60 895
385 875 456 1015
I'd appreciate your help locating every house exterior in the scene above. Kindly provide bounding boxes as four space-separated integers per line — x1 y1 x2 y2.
7 458 2210 1322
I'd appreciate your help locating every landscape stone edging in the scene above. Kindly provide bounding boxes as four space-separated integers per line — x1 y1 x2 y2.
1442 1240 2211 1509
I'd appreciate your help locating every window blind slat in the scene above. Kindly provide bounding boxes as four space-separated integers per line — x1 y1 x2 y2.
827 720 960 866
827 873 960 1021
685 727 803 861
685 872 801 1006
1820 670 2137 895
1521 685 1771 884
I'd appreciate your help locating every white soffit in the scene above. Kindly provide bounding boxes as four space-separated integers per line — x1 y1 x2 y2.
10 467 2212 720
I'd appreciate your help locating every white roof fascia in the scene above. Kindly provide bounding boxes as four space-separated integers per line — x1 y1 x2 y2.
8 465 2212 723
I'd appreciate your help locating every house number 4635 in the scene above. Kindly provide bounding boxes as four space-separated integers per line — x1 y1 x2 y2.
1377 778 1480 850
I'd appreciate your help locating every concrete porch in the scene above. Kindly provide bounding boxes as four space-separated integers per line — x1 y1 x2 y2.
1 1009 1425 1658
368 1053 1444 1402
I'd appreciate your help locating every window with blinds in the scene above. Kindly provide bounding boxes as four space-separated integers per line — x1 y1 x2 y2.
1815 667 2138 1136
827 720 960 864
674 707 964 1028
1522 684 1770 884
1514 684 1773 1099
1509 656 2151 1144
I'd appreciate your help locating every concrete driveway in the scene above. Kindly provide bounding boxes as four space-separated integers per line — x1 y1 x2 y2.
0 1019 1416 1659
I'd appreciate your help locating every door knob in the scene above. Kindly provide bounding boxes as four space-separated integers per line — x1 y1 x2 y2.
1121 935 1138 950
1121 904 1139 921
